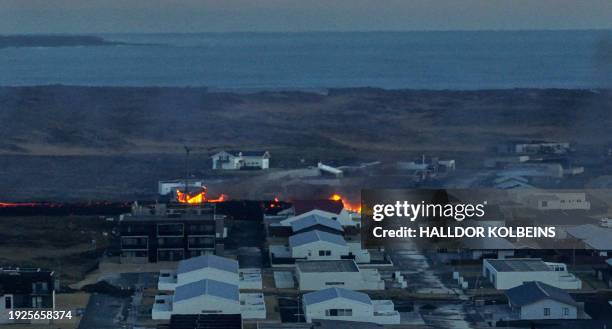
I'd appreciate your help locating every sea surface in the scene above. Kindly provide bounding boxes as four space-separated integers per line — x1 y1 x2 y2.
2 31 612 90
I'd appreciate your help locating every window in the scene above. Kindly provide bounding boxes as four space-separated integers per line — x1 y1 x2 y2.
326 309 352 317
325 282 345 286
563 307 570 316
5 296 11 309
544 308 551 316
318 250 331 256
32 296 43 308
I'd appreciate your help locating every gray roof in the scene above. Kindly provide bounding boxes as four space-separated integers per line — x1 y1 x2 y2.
216 150 268 157
463 237 515 250
297 260 359 273
566 224 612 251
303 287 372 306
177 255 239 275
486 259 551 272
174 278 239 303
290 214 343 233
505 281 577 307
289 230 347 248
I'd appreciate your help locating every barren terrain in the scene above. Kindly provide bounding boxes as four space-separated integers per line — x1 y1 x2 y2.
0 86 611 200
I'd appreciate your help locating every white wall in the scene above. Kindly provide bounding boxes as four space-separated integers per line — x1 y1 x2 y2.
173 295 240 315
291 240 349 260
483 261 581 290
519 300 577 320
304 297 373 323
0 294 13 324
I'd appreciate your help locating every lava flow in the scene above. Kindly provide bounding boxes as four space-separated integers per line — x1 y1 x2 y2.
329 194 361 213
176 188 227 205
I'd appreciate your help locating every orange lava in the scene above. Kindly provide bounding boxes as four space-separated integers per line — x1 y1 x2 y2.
329 194 361 213
176 188 227 205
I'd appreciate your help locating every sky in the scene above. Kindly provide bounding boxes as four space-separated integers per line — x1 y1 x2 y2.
2 0 612 34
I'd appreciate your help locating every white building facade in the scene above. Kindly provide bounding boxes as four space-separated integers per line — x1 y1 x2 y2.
296 260 384 291
303 288 400 324
483 259 582 290
211 150 270 170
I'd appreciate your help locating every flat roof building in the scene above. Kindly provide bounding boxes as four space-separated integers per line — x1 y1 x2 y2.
483 258 582 290
296 260 384 291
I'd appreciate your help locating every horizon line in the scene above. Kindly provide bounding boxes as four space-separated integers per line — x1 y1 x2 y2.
4 27 612 36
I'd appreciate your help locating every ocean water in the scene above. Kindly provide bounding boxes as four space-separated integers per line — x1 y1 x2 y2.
2 31 612 90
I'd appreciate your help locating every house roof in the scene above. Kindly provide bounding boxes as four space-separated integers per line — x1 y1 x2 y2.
303 287 372 306
293 200 344 215
290 214 343 233
463 237 515 250
174 279 239 303
486 258 551 272
177 255 239 275
566 224 612 251
289 230 347 248
297 260 359 273
216 150 268 157
505 281 577 307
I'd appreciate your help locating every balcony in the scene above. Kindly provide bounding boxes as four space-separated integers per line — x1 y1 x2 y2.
121 237 148 250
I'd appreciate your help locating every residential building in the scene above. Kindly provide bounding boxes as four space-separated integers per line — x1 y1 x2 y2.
289 230 349 261
505 281 578 320
296 260 384 291
566 224 612 254
302 288 400 324
158 255 262 291
0 268 58 324
153 255 265 321
268 214 370 265
119 203 226 263
462 237 515 260
158 180 205 196
594 259 612 288
497 141 571 155
483 258 582 290
279 200 359 227
211 150 270 170
515 191 591 211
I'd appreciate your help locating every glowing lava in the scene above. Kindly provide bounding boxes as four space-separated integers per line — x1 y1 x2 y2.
329 194 361 213
176 188 227 205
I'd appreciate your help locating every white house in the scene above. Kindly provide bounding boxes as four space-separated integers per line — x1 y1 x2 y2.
158 180 205 196
303 288 400 324
211 150 270 170
505 281 578 320
483 258 582 290
296 260 384 291
153 255 265 320
290 214 344 235
517 192 590 210
280 208 358 228
566 224 612 254
289 230 349 261
158 255 240 290
153 278 245 320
